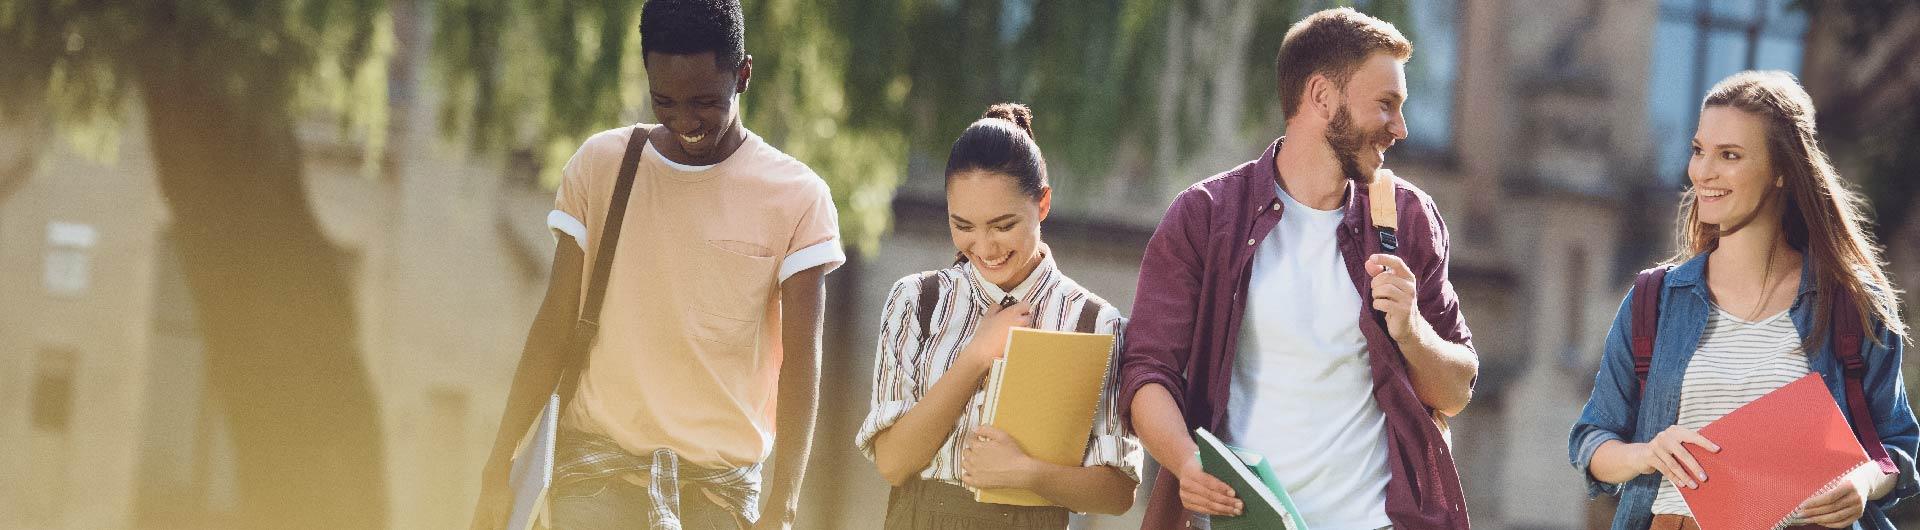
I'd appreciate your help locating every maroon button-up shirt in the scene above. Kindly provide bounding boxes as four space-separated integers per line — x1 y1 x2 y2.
1117 138 1475 529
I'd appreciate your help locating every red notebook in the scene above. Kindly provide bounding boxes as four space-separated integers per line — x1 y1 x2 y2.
1679 373 1871 530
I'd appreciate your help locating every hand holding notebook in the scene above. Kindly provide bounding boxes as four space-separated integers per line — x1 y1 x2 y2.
1677 373 1872 530
1192 428 1308 530
971 327 1116 506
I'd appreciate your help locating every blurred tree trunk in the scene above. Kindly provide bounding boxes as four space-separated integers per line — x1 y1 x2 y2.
135 20 387 530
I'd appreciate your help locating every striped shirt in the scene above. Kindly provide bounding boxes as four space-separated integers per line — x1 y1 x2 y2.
1651 305 1809 520
855 250 1145 485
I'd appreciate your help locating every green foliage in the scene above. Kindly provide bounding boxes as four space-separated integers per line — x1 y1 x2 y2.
0 0 388 162
742 0 906 255
1 0 1420 254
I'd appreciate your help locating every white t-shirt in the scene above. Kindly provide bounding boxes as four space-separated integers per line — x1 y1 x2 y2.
1225 182 1392 530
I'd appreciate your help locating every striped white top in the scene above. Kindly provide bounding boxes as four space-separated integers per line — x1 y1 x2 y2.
855 250 1145 485
1651 305 1809 520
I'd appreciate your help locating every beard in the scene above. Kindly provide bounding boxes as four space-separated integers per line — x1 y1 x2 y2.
1324 105 1394 183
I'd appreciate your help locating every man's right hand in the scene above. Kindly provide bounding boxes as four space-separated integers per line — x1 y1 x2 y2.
469 466 513 530
1176 453 1242 516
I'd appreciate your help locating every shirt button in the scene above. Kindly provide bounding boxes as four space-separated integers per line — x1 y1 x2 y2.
1271 202 1281 211
1247 238 1256 246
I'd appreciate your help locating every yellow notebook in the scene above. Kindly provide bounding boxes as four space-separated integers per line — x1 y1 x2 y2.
973 327 1117 506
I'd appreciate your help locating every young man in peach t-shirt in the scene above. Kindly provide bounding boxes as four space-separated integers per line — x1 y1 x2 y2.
471 2 841 529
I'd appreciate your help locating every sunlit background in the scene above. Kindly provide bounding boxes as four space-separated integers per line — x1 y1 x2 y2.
2 0 1916 529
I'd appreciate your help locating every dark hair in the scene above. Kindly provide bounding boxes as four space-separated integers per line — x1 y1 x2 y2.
639 0 746 69
1274 7 1413 119
945 103 1048 200
1672 70 1907 346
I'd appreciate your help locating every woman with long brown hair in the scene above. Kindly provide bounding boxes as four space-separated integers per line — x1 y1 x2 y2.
1571 71 1917 529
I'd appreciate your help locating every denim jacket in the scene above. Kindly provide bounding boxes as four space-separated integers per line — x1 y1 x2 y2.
1569 252 1918 529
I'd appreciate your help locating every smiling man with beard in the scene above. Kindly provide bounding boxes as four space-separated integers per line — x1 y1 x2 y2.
1116 8 1480 530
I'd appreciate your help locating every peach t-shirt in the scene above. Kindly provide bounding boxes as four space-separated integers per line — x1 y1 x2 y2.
546 125 843 468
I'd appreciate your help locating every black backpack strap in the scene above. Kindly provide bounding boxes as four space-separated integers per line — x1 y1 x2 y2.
916 271 943 346
1075 294 1108 334
557 126 649 410
1630 266 1669 400
1833 293 1895 474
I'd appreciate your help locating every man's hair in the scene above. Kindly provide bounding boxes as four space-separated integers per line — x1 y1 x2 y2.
639 0 746 69
1274 7 1413 119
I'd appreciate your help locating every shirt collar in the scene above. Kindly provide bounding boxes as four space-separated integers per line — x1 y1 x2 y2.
1256 137 1364 230
1668 248 1819 300
964 245 1058 306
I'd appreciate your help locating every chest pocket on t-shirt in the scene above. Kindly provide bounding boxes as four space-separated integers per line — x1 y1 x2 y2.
680 239 778 348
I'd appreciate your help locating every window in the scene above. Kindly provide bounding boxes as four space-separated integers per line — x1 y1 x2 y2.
1401 0 1460 152
43 221 96 297
31 347 76 432
1647 0 1808 182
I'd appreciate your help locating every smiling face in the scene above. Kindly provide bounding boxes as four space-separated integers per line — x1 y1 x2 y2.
645 51 750 165
947 170 1050 290
1688 106 1783 231
1322 53 1409 182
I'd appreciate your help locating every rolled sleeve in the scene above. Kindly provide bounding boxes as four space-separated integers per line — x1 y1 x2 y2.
1083 434 1146 483
1865 320 1920 510
781 180 845 281
857 399 917 461
547 210 587 250
1086 313 1146 482
549 128 620 251
1116 191 1209 425
780 239 845 282
1573 429 1625 497
1570 291 1642 498
855 278 925 461
1877 448 1919 511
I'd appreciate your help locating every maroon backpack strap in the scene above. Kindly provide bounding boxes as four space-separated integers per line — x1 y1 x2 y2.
1833 296 1897 474
1631 266 1669 399
1074 294 1109 334
915 271 943 346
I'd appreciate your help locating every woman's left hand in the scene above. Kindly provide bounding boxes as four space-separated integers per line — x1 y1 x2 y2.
960 425 1039 490
1795 465 1878 527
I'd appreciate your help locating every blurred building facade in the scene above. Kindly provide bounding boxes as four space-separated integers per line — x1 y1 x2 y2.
2 1 1909 529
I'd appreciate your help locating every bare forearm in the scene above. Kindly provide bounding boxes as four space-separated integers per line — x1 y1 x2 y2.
1399 321 1477 416
873 352 989 485
481 242 583 477
1587 439 1651 485
1130 384 1199 476
763 270 826 527
763 347 817 526
1025 463 1137 515
483 319 570 470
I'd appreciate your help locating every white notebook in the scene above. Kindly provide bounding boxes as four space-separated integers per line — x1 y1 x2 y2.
508 394 560 530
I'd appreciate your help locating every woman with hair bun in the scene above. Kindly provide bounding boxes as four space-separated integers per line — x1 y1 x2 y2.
855 103 1144 529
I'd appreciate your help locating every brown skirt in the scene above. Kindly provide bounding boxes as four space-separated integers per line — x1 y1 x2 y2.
884 479 1070 530
1649 514 1825 530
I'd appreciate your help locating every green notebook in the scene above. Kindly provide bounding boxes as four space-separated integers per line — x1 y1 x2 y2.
1194 428 1308 530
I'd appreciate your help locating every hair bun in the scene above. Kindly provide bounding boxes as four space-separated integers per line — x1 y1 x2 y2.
982 102 1035 139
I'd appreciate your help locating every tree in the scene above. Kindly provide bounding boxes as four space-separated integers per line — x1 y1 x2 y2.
2 1 391 529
